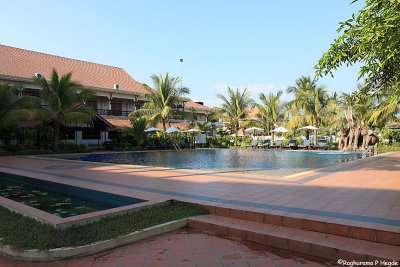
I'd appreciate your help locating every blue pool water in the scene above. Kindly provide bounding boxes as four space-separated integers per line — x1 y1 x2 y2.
66 149 363 170
0 172 146 217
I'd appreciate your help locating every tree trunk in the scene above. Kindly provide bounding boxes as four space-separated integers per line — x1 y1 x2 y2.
313 117 317 146
271 132 275 145
162 120 166 131
53 121 60 152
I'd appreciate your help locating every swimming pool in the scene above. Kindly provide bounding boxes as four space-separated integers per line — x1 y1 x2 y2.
65 149 363 170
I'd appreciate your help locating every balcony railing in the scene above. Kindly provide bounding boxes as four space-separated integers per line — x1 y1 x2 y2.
96 109 132 117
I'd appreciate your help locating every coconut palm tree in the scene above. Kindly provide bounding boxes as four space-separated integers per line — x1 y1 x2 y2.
339 85 375 126
35 69 96 151
217 87 253 145
256 90 284 133
369 86 400 126
320 92 342 136
287 76 329 145
0 84 37 129
129 73 190 131
130 117 148 147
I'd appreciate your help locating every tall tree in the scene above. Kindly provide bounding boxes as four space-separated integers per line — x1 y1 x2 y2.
339 90 374 126
129 73 190 131
256 90 284 133
0 84 37 129
35 69 95 151
287 76 329 145
217 87 253 145
315 0 400 94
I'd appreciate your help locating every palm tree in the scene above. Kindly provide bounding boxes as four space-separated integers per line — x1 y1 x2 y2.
320 92 341 137
340 86 374 126
130 117 148 147
287 76 329 145
217 87 253 145
256 90 284 133
35 69 96 151
0 84 37 129
129 73 190 131
369 86 400 126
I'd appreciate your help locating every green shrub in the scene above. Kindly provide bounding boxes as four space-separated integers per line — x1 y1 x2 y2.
296 138 304 145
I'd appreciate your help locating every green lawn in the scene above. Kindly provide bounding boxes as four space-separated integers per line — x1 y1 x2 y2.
0 201 206 250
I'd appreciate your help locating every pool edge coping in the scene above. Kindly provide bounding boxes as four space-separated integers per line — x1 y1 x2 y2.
0 218 188 262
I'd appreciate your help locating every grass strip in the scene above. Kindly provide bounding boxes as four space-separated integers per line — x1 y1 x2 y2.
0 201 206 250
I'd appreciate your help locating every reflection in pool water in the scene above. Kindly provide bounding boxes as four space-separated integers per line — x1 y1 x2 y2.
67 149 363 170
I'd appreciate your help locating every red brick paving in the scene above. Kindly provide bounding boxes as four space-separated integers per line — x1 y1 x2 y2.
0 229 331 267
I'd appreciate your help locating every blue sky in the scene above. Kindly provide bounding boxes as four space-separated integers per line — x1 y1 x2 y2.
0 1 364 107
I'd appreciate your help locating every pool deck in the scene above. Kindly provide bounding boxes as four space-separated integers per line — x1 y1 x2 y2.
0 151 399 234
0 228 330 267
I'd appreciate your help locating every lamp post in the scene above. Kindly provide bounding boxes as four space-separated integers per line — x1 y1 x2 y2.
180 58 183 89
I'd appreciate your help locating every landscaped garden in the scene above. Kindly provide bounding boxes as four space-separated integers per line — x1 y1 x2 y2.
0 201 206 250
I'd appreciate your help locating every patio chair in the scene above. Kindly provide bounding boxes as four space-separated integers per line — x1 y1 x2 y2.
316 141 327 150
298 139 310 150
245 139 259 149
258 139 270 149
270 139 283 149
286 139 298 149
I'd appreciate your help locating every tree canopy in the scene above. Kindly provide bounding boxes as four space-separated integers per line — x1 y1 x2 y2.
129 73 190 131
315 0 400 93
35 69 95 151
217 87 254 134
0 84 37 129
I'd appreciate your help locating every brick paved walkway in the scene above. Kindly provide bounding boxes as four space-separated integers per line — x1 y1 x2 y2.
0 229 330 267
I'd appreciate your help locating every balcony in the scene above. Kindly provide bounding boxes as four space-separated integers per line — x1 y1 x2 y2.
96 109 132 117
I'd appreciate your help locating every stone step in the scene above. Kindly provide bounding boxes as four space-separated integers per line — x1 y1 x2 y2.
197 204 400 246
188 214 400 262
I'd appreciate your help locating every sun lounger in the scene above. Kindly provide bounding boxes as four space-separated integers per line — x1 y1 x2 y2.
270 140 282 149
258 139 270 149
246 139 259 149
298 139 310 150
316 141 327 150
286 139 298 149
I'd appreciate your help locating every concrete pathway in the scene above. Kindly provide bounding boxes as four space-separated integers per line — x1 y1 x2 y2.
0 229 330 267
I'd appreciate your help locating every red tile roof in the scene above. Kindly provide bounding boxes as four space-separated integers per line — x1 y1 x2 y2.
104 117 132 129
185 100 210 112
156 122 191 130
246 106 259 119
0 44 147 93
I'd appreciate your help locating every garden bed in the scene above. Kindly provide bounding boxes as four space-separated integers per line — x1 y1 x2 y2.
0 201 206 251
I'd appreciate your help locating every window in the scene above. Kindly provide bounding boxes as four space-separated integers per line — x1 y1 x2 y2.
111 102 122 116
22 88 40 97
